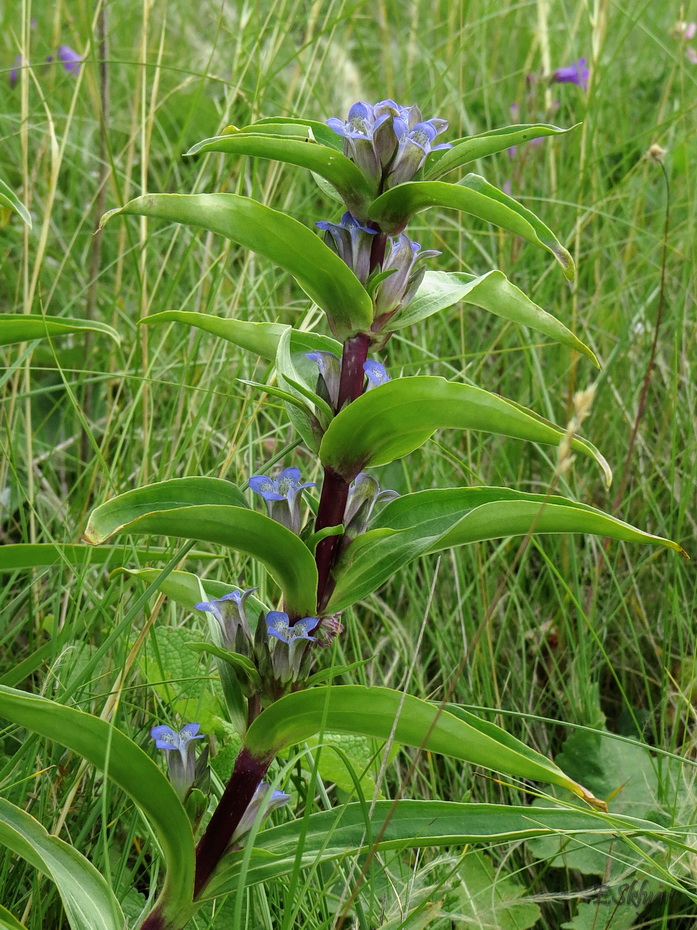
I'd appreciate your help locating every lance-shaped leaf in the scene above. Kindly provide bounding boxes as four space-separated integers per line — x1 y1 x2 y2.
203 798 675 900
186 132 375 221
369 176 574 280
319 376 611 484
244 685 601 805
425 123 574 179
101 194 373 340
0 314 119 347
0 800 125 930
0 903 28 930
230 117 344 150
389 269 598 366
0 686 195 928
326 487 684 612
84 479 318 616
0 543 216 572
0 178 31 227
140 310 341 362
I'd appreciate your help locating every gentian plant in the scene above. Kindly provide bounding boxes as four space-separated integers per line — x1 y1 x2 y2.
0 99 687 930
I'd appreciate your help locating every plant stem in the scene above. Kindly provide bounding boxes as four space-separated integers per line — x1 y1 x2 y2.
193 748 271 898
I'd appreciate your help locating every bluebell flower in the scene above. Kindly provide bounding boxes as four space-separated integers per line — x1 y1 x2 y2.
231 781 291 844
327 100 451 187
305 350 341 411
150 722 205 801
249 466 316 534
344 472 398 539
363 360 391 388
57 45 81 76
551 58 588 90
373 234 440 325
266 611 317 681
316 212 376 285
195 587 257 652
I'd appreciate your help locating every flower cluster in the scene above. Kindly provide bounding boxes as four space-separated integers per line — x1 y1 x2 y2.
9 44 82 88
327 99 451 189
249 466 315 534
150 723 205 802
670 20 697 64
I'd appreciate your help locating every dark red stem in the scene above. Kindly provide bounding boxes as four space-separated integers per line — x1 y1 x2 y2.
193 748 271 898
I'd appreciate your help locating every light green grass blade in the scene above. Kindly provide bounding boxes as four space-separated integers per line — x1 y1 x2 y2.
0 314 119 346
0 179 31 227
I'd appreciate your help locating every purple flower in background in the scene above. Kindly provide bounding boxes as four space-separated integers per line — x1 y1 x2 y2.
363 360 390 388
551 57 589 90
266 612 318 681
316 212 376 284
249 466 315 534
150 723 205 801
9 54 22 88
231 782 291 844
195 587 258 652
57 44 81 76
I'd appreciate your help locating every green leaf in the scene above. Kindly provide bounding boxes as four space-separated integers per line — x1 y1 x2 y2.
0 543 216 572
83 477 248 542
140 310 340 362
425 123 574 179
389 270 598 367
319 376 611 484
188 642 262 689
101 194 373 340
453 851 541 930
0 314 120 347
227 117 343 150
185 132 375 220
110 567 237 608
0 800 124 930
0 903 28 930
369 177 574 280
0 686 195 927
244 685 600 803
85 481 318 617
0 178 32 227
202 799 673 900
328 487 682 612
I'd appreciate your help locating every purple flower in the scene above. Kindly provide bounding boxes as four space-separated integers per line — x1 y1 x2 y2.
305 350 341 411
195 587 257 652
150 723 205 801
231 781 291 844
9 54 22 89
316 212 376 284
363 360 390 388
373 234 440 325
344 472 398 539
551 57 589 90
57 45 81 76
327 100 451 187
249 466 316 534
265 612 318 681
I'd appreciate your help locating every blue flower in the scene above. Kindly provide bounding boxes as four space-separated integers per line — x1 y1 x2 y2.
231 781 291 844
551 58 588 90
265 612 317 681
305 350 342 411
363 360 390 387
249 466 316 534
344 472 399 539
195 587 257 652
150 723 205 801
316 212 376 284
327 100 451 187
373 234 440 325
57 45 81 76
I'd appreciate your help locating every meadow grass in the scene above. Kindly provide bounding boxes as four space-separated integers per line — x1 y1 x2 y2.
1 0 696 926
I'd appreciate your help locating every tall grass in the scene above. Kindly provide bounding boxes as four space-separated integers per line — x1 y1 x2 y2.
1 0 696 926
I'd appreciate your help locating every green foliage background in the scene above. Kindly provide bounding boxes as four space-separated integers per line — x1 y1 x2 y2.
1 0 696 926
